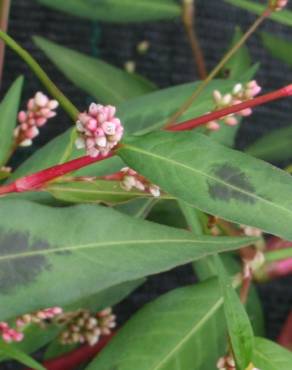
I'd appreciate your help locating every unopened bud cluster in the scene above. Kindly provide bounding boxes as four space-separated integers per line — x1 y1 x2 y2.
217 356 261 370
0 322 23 343
120 167 161 197
269 0 288 11
16 306 63 329
57 307 116 346
217 355 236 370
14 92 59 147
75 104 124 158
207 81 261 131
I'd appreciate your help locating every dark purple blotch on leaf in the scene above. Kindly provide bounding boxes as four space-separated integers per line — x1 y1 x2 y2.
208 163 256 204
0 231 51 294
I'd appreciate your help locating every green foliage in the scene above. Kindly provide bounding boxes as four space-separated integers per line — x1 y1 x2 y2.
0 342 45 370
34 37 156 105
220 26 252 80
118 131 292 240
86 279 227 370
245 125 292 162
215 255 254 369
46 180 172 205
0 77 23 167
252 337 292 369
0 199 254 320
261 31 292 67
36 0 182 22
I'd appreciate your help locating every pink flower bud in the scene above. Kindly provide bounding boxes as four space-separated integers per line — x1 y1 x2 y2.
206 121 220 131
35 92 49 107
18 111 27 123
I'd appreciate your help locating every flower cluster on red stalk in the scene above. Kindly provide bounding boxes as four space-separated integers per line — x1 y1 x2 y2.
15 92 58 147
75 103 124 158
207 81 261 131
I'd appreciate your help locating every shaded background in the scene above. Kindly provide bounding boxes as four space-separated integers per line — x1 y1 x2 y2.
1 0 292 362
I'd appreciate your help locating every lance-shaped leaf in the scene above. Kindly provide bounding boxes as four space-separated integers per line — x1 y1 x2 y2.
220 26 252 80
86 279 227 370
118 131 292 240
0 342 45 370
245 125 292 162
261 32 292 67
34 37 155 106
36 0 181 22
224 0 292 26
46 180 172 205
0 76 23 168
0 199 255 320
215 255 254 369
252 337 292 370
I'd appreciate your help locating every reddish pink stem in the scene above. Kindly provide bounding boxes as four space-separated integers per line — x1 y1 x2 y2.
267 259 292 280
1 84 292 196
0 152 114 195
167 84 292 131
266 236 292 251
278 312 292 350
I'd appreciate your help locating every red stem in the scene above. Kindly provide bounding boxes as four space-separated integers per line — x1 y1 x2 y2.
1 84 292 196
278 311 292 350
0 152 114 195
167 84 292 131
25 333 115 370
266 259 292 280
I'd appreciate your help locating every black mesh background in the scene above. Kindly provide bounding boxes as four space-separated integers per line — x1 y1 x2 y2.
1 0 292 368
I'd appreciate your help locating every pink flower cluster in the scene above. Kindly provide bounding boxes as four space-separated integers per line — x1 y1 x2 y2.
0 322 23 343
16 306 63 328
14 92 59 147
120 167 161 197
207 80 262 131
75 104 124 158
269 0 288 11
216 356 236 370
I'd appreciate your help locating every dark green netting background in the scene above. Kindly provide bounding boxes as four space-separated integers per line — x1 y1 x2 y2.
1 0 292 367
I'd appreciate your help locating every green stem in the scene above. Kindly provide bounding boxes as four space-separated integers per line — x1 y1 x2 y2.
165 7 271 127
0 0 11 86
0 30 79 121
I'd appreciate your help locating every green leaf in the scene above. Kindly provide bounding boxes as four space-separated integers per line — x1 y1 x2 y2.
0 325 60 363
220 26 252 80
34 37 155 106
245 125 292 162
46 180 172 205
252 337 292 370
0 342 45 370
214 255 254 369
86 279 227 370
261 31 292 67
118 130 292 240
0 199 255 320
115 198 158 218
0 77 23 167
225 0 292 27
36 0 181 22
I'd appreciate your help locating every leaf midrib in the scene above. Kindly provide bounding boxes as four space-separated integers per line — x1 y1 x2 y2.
150 297 223 370
0 238 248 262
122 144 292 218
